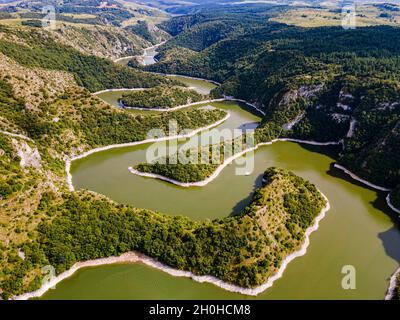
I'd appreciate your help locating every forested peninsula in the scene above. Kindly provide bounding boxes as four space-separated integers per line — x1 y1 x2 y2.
147 14 400 212
1 0 400 301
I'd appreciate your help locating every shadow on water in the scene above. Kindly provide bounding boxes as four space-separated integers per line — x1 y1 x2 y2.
229 172 264 217
327 163 400 265
236 102 263 118
296 142 341 160
238 122 259 131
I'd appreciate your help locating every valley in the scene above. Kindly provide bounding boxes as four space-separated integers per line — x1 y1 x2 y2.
0 0 399 301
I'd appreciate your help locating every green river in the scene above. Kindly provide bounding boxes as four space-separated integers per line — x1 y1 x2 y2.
40 60 400 300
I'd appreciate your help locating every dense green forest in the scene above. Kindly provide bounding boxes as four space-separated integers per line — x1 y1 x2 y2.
0 168 326 299
134 137 251 183
120 85 204 109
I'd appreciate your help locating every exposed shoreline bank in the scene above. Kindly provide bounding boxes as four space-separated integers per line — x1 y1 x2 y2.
385 266 400 300
129 138 341 187
118 98 227 112
59 44 400 299
14 193 330 300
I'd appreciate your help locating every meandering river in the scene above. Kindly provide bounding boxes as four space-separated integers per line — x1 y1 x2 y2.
39 49 400 300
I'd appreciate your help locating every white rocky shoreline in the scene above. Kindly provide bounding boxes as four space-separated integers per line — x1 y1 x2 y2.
113 41 167 65
129 138 341 188
14 192 330 300
385 266 400 300
118 98 227 112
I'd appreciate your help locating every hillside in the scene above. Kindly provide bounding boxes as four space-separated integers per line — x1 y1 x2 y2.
0 0 170 60
1 0 399 301
148 17 400 208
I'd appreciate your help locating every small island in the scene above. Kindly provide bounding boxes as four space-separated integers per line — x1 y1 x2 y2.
119 85 205 109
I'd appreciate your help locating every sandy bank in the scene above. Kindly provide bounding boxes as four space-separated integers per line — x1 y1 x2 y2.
151 72 221 86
